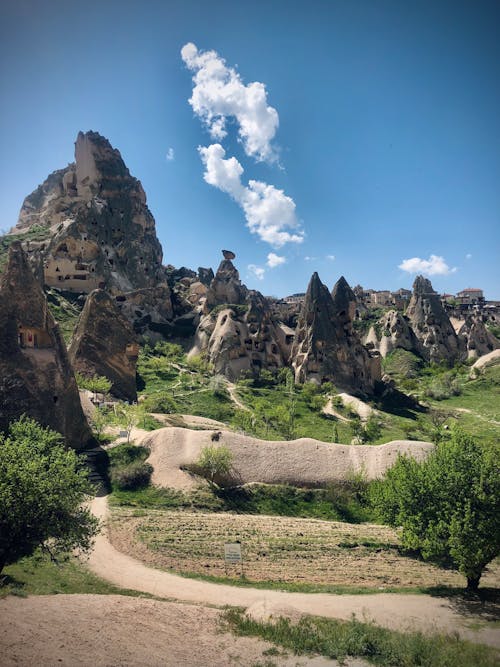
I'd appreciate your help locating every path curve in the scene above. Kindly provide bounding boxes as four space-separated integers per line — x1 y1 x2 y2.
87 496 499 648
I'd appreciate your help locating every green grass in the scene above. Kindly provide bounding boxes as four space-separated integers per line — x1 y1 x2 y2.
45 289 82 343
0 551 153 599
109 481 375 522
222 608 500 667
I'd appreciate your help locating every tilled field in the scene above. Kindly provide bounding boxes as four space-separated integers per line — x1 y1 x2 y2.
108 508 500 589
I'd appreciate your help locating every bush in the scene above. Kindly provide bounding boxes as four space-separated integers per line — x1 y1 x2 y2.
142 392 179 414
193 444 234 488
111 462 153 490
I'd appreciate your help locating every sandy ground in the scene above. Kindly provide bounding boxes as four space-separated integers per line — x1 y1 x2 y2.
472 349 500 370
0 594 361 667
141 427 433 490
87 496 500 648
337 394 374 421
322 398 349 422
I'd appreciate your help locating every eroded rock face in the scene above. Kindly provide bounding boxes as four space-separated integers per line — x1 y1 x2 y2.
291 273 379 394
11 131 163 294
406 276 464 364
191 291 287 380
0 243 92 448
204 252 248 310
458 314 499 359
364 310 423 358
114 284 174 338
69 290 138 401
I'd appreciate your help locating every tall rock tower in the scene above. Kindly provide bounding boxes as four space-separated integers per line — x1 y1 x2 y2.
0 242 92 448
11 131 164 294
406 275 464 364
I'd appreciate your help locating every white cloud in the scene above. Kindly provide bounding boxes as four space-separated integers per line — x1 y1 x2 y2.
304 255 316 261
166 147 175 161
198 143 303 248
398 254 457 276
326 254 336 261
181 42 279 162
465 253 472 260
267 252 286 268
248 264 265 280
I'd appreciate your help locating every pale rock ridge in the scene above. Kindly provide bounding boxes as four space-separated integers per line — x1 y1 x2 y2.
291 273 379 394
0 242 92 448
406 275 465 364
458 314 499 359
364 309 423 358
69 289 139 402
11 130 163 294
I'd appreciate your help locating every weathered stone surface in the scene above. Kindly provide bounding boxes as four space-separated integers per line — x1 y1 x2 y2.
197 267 214 286
191 290 287 380
364 310 423 358
458 314 499 359
0 242 92 448
204 252 248 311
69 289 139 401
291 273 379 394
222 249 236 260
115 284 174 338
10 131 164 294
406 276 465 364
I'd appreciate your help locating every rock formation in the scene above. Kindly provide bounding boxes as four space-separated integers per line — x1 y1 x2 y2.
10 131 164 294
364 310 423 358
69 289 139 401
204 251 248 310
458 314 499 359
291 273 380 394
406 276 465 364
115 284 174 337
0 242 92 448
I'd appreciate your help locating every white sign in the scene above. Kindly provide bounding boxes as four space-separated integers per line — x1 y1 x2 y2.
224 542 242 563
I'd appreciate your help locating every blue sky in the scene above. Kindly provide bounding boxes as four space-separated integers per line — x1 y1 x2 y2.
0 0 499 298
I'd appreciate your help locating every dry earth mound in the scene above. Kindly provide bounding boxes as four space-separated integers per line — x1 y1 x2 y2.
142 427 433 490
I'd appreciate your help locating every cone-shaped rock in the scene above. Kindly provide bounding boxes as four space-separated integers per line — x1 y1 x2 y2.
69 290 139 401
331 276 358 324
10 130 163 294
406 276 464 363
204 251 248 310
0 242 92 448
291 273 379 394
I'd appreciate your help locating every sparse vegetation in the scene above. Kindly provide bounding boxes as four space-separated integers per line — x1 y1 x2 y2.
222 608 500 667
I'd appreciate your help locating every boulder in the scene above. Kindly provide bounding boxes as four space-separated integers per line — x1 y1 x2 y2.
0 242 92 448
69 289 139 402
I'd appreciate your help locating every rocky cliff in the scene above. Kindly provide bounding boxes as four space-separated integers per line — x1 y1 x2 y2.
0 242 92 448
204 251 248 311
69 289 139 402
291 273 379 394
10 131 164 294
406 276 464 364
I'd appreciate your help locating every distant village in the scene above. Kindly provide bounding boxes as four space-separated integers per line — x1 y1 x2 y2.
281 286 499 314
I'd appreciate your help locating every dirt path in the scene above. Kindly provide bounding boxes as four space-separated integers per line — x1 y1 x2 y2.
338 394 374 421
322 398 350 422
0 594 355 667
227 382 250 411
87 496 500 648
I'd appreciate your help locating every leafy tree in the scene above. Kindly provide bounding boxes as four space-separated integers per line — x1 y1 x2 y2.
371 429 500 589
75 373 112 401
195 444 234 488
208 374 227 397
116 403 146 442
0 417 99 574
90 406 110 441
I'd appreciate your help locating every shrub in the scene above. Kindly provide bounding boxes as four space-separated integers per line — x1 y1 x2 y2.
111 461 153 490
193 444 234 488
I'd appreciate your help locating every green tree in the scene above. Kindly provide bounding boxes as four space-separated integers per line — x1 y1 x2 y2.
116 403 146 442
196 444 234 488
371 429 500 590
75 373 112 401
0 417 99 574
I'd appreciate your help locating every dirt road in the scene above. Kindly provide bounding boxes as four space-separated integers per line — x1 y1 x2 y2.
88 496 500 648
